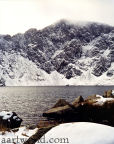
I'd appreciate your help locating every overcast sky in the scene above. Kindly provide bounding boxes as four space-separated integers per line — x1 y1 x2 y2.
0 0 114 35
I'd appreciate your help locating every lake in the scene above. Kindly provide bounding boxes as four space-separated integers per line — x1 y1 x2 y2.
0 86 114 125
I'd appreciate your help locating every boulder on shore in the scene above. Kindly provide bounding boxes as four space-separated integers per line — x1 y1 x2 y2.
43 104 75 120
43 96 83 122
72 96 84 106
52 99 70 108
0 111 22 130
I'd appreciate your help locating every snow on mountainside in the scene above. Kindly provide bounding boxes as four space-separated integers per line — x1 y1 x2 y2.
0 20 114 86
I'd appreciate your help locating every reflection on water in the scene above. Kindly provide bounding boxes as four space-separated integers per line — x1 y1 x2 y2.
0 86 114 125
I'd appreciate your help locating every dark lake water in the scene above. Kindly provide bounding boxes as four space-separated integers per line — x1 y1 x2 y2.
0 86 114 126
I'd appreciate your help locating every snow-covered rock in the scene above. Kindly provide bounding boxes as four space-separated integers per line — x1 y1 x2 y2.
0 111 22 130
38 122 114 144
96 95 114 105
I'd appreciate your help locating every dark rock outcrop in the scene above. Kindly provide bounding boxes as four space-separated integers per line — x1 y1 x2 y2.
103 90 114 98
92 56 111 76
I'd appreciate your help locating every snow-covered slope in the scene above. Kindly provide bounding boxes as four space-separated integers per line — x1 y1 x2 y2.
38 122 114 144
0 20 114 86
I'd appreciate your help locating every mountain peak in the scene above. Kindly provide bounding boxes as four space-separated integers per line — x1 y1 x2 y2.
0 20 114 85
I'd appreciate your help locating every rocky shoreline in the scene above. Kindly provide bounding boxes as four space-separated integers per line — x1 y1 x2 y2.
1 89 114 144
38 90 114 127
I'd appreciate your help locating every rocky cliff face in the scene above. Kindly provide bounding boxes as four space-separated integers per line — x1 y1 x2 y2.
0 20 114 86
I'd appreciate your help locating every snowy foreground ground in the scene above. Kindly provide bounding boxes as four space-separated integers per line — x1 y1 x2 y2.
0 127 38 144
1 122 114 144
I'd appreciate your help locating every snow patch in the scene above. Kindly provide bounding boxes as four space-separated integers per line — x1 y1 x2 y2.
28 43 37 48
96 95 114 105
82 45 92 54
102 49 110 58
0 111 13 120
112 90 114 95
52 50 63 59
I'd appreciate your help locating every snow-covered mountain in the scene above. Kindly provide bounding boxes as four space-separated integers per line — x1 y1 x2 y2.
0 20 114 86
